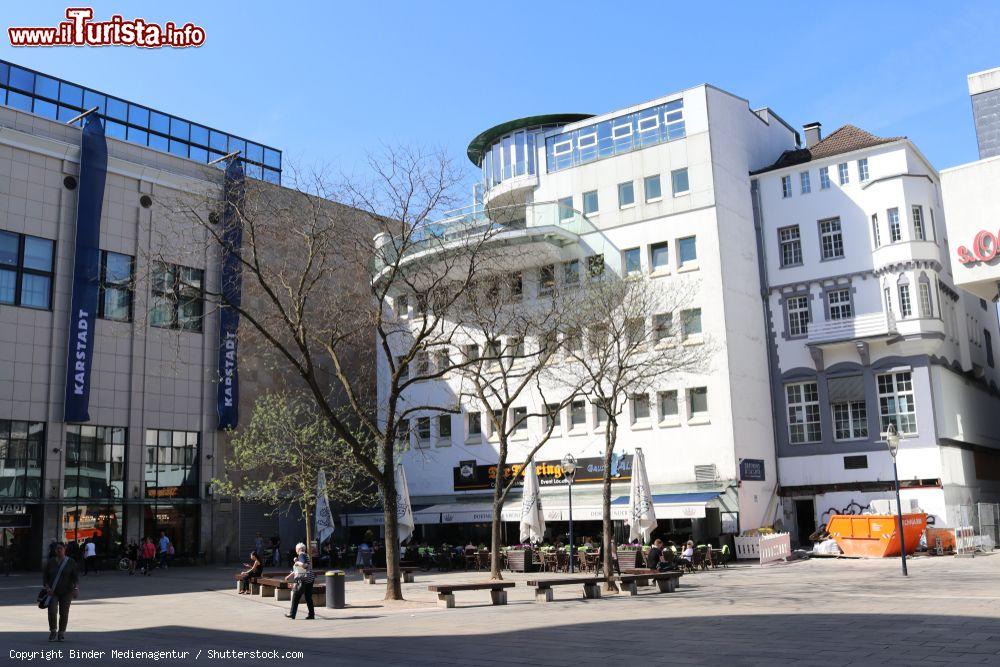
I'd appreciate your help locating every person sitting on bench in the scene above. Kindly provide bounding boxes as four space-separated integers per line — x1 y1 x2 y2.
646 539 665 570
238 552 263 594
679 540 694 567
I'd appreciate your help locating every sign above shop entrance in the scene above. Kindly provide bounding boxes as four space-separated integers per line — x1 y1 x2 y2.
453 454 633 491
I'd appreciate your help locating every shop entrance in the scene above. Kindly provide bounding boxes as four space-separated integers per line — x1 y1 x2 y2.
144 504 199 557
795 499 816 546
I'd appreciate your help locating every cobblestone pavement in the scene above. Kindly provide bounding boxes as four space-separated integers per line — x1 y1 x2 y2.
1 554 998 666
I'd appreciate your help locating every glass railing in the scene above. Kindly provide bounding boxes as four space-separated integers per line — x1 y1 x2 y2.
373 201 597 274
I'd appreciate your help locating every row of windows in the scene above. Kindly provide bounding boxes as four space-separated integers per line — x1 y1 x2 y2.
780 158 869 199
400 387 710 446
624 236 698 275
545 99 685 173
0 61 280 183
785 371 915 444
557 168 690 219
872 206 933 247
0 231 204 332
778 218 845 267
395 308 704 380
0 423 202 500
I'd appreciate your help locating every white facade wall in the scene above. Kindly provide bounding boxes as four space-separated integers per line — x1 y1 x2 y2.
757 133 1000 535
396 85 798 533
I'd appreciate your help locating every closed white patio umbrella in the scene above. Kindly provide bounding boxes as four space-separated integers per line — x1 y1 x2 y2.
519 460 546 543
626 447 657 544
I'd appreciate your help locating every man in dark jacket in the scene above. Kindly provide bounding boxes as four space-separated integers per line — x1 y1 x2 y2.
43 542 79 642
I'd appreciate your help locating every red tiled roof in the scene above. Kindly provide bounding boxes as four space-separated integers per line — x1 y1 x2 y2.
752 125 906 174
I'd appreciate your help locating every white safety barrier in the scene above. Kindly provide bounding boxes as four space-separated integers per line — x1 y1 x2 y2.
758 532 791 565
955 525 977 557
734 535 760 560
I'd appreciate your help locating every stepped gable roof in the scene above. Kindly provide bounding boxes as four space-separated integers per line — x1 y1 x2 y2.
751 125 905 175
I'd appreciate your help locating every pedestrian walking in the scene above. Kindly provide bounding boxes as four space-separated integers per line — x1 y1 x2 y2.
140 537 156 575
157 532 170 570
127 541 138 575
284 543 315 620
41 542 79 642
82 539 98 576
270 534 281 566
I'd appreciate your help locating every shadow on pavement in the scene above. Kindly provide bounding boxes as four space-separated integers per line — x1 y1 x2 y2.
3 613 997 666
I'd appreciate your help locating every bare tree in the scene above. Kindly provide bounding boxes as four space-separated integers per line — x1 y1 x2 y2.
556 274 712 590
447 273 584 579
157 147 512 600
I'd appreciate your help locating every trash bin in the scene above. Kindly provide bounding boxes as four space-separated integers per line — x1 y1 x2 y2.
325 570 345 609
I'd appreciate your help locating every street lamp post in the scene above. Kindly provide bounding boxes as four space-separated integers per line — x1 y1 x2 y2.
561 454 577 574
884 423 908 577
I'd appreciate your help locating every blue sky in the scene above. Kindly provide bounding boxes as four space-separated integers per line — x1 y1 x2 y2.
3 1 999 186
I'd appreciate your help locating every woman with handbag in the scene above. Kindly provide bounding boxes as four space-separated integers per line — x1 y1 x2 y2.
41 542 79 642
283 543 315 620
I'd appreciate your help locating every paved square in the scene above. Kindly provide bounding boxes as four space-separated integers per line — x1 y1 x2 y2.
1 555 998 666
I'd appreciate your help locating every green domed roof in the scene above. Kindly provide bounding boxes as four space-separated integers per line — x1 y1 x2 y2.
466 113 593 166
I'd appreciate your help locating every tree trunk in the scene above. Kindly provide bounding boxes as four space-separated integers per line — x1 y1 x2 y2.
381 462 403 601
602 420 619 592
489 470 504 580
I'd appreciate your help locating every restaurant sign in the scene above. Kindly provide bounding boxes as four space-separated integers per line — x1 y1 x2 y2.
454 454 633 491
739 459 765 482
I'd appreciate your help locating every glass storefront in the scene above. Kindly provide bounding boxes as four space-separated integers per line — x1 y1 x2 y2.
144 429 200 500
144 504 198 556
61 503 123 557
64 425 126 500
0 421 44 498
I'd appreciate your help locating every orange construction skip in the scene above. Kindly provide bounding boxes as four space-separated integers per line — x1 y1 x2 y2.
826 513 927 558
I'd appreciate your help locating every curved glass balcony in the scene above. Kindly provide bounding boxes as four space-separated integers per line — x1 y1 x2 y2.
373 200 597 275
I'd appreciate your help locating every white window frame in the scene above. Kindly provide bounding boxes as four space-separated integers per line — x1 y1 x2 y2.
819 218 844 260
871 213 881 248
781 175 792 198
552 139 573 156
918 282 933 318
786 295 810 337
658 390 679 423
912 205 925 241
631 394 651 423
838 162 849 185
618 181 635 208
612 123 632 140
637 116 659 132
832 400 868 441
877 371 916 435
899 283 912 318
687 387 709 421
650 241 670 273
577 132 597 149
819 166 831 189
786 381 822 444
888 207 901 242
827 288 853 320
644 174 662 202
857 158 870 182
778 225 802 267
800 171 811 194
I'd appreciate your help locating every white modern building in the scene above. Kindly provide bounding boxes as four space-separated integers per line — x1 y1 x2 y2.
754 121 1000 544
378 84 801 544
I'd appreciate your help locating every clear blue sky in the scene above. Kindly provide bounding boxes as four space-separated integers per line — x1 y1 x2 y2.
3 1 999 184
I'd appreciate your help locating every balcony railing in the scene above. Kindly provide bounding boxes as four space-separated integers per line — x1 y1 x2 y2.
806 311 896 345
374 201 596 273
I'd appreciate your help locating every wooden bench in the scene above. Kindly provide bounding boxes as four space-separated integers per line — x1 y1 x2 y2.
617 571 682 596
526 576 606 602
234 570 286 595
427 582 515 608
256 577 327 606
362 567 417 584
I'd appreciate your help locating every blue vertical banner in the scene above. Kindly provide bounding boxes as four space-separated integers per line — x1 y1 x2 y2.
217 159 245 430
63 115 108 423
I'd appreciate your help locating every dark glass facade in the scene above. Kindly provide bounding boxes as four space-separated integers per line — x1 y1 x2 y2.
0 59 281 184
0 421 44 499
